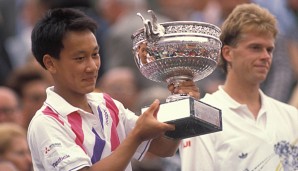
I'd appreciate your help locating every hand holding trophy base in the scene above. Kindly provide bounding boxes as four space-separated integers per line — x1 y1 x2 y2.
142 96 222 139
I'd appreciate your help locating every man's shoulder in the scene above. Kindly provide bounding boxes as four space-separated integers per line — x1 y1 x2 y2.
89 92 125 110
264 95 298 112
200 90 225 106
29 105 64 128
89 92 116 103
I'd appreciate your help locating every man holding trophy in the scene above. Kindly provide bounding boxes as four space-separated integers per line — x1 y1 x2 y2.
179 3 298 171
27 7 200 171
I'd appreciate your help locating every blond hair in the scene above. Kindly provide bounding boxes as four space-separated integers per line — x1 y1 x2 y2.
0 123 26 155
219 3 278 73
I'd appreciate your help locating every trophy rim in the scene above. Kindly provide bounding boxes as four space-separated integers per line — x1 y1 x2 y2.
131 20 221 39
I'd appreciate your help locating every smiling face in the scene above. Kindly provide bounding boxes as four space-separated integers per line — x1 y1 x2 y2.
45 30 100 97
222 31 275 85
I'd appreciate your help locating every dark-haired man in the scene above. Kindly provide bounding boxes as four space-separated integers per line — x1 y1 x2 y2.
27 8 199 171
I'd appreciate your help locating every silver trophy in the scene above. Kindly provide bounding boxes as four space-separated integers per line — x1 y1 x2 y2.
131 10 222 139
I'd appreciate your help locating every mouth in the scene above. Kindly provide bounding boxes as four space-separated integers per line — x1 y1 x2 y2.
255 62 269 69
83 75 97 83
254 65 269 74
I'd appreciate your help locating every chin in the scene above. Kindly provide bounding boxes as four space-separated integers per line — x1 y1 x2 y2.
80 84 95 94
86 86 96 93
258 77 267 83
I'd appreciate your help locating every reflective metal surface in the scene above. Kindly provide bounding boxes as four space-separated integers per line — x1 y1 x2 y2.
131 10 222 84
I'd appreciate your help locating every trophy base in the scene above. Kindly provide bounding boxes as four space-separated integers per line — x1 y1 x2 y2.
142 97 222 139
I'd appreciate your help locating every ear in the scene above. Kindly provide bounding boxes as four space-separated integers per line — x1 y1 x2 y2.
221 45 233 62
43 54 56 73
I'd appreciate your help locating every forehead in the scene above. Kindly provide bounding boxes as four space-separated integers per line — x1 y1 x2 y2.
238 31 275 46
62 30 98 48
59 30 99 58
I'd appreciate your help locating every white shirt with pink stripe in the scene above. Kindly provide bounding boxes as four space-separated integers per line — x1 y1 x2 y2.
28 86 151 171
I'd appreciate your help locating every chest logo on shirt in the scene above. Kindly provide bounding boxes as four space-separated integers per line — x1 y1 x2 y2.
239 152 248 159
103 109 109 126
44 142 62 155
183 140 191 148
52 154 70 168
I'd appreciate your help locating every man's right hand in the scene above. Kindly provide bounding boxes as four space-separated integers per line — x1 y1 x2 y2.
132 99 175 143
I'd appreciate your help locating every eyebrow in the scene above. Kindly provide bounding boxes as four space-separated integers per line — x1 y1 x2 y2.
75 46 100 54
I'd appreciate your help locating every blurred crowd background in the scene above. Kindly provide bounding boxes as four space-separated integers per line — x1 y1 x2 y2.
0 0 297 170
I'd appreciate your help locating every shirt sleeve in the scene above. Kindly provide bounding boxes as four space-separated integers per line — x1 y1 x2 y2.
28 113 92 171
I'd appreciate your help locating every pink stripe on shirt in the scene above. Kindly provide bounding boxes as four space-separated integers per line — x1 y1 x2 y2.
43 106 64 125
68 111 86 153
103 93 120 151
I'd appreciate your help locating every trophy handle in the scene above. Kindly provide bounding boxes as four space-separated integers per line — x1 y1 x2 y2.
137 10 165 42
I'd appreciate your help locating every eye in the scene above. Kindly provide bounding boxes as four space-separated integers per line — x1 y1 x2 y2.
75 56 85 61
267 47 274 54
250 45 262 51
92 52 99 57
92 52 100 58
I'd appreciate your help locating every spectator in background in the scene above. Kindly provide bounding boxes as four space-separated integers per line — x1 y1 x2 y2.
0 0 18 85
0 160 19 171
286 0 298 67
97 67 140 113
98 0 169 90
154 0 194 20
5 64 51 129
5 0 49 70
188 0 220 25
214 0 250 25
252 0 297 35
0 123 32 171
0 86 22 125
286 0 298 107
136 86 169 115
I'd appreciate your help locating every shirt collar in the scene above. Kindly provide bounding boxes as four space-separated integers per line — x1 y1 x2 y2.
45 86 99 117
217 86 267 111
217 86 242 109
219 86 268 121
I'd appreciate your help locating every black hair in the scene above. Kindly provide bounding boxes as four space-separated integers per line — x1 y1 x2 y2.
31 8 98 69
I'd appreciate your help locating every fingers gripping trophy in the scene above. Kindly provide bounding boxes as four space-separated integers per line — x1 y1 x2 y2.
131 10 222 139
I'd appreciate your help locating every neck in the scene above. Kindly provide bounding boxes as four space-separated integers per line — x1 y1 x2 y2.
223 76 261 118
53 87 92 113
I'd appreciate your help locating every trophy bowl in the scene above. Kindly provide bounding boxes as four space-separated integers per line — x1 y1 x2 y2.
132 10 222 139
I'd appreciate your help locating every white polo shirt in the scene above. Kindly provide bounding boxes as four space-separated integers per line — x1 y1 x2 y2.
180 86 298 171
28 87 150 171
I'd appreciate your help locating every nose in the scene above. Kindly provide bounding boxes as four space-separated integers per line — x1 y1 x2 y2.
261 48 272 60
86 57 100 72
